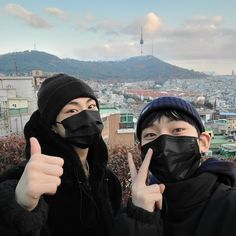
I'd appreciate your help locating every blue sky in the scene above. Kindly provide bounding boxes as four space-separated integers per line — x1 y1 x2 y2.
0 0 236 74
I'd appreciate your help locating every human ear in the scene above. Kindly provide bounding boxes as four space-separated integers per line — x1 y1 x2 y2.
198 132 211 153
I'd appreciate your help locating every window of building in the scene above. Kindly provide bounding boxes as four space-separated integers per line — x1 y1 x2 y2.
119 113 134 129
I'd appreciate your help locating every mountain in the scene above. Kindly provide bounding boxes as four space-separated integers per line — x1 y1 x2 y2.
0 50 207 83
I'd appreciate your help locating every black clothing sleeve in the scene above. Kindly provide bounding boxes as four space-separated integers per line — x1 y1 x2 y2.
112 199 163 236
195 183 236 236
106 168 123 215
0 179 48 236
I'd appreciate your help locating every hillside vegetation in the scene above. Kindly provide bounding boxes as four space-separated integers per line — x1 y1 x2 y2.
0 50 207 83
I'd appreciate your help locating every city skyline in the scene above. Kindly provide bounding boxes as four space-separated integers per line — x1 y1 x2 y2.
0 0 236 75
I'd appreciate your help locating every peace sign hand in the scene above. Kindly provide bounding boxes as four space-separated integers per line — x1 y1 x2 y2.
128 148 165 212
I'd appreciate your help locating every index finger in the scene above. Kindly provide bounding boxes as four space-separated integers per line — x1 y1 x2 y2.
127 152 137 182
135 148 153 185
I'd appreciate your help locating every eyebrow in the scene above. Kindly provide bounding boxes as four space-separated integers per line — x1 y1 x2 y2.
145 118 174 129
66 98 95 106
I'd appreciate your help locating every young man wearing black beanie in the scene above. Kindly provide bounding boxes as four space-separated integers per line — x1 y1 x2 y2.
112 96 236 236
0 73 122 236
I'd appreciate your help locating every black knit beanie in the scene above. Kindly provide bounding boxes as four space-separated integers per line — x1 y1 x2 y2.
37 73 99 125
136 96 205 141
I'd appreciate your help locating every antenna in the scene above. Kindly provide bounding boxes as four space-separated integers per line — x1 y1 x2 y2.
13 56 18 75
151 38 154 56
140 25 144 56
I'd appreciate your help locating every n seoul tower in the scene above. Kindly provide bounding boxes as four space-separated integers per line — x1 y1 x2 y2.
140 25 144 56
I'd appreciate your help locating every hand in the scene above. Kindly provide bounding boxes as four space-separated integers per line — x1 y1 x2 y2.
128 148 165 212
15 137 64 211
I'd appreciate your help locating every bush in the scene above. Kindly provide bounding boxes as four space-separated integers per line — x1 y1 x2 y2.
108 145 142 205
0 135 25 173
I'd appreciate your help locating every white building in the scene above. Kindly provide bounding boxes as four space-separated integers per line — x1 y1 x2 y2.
0 76 38 136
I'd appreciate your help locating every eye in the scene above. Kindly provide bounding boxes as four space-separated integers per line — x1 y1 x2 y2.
88 103 97 109
143 132 157 139
66 109 79 114
172 128 185 135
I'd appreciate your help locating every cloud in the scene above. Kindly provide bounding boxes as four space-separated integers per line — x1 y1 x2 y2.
69 42 138 61
45 7 68 21
144 12 162 33
77 12 163 37
76 12 161 39
77 13 236 73
184 15 223 30
143 15 236 61
76 14 122 36
87 21 122 36
72 13 236 64
77 13 96 29
121 12 162 37
5 4 51 28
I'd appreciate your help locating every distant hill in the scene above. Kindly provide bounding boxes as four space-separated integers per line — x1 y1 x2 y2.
0 50 207 83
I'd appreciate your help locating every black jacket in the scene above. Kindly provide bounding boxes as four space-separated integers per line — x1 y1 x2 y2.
112 158 236 236
0 111 122 236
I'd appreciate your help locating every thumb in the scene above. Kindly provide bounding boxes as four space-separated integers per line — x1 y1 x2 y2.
30 137 41 155
155 184 165 211
159 184 165 194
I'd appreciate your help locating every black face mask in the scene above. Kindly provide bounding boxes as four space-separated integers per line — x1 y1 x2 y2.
59 110 103 149
141 134 201 183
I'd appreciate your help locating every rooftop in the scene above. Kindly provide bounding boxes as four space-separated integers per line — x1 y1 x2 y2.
210 135 235 149
100 106 120 118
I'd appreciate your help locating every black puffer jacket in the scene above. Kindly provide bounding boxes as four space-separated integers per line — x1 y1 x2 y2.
112 158 236 236
0 111 122 236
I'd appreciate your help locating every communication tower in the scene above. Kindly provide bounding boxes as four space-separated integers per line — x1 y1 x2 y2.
140 26 144 56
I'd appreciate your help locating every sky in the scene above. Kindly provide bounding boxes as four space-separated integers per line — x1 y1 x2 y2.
0 0 236 75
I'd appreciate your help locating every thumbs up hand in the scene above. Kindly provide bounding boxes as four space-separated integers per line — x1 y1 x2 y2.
15 137 64 211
